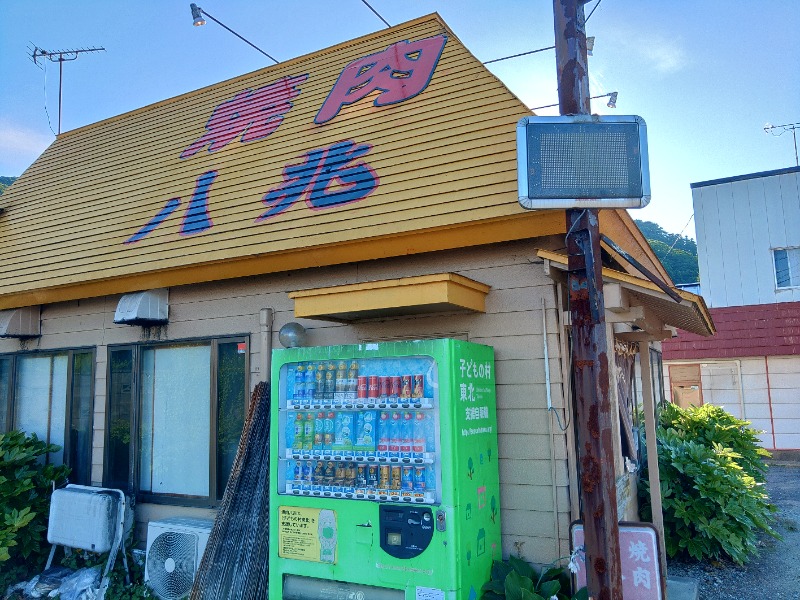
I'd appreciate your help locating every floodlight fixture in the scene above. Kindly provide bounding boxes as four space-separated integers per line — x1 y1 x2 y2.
531 91 618 112
188 3 278 63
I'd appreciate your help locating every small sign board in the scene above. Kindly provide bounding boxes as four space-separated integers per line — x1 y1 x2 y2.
517 115 651 209
570 521 663 600
278 506 338 564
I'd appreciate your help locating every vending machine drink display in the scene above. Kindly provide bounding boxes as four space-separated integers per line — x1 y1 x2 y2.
269 339 501 600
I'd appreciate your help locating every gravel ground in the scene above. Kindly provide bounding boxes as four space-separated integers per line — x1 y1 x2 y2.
667 463 800 600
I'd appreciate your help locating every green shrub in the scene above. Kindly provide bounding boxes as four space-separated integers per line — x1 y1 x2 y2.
639 403 778 564
0 430 70 589
481 555 587 600
658 403 771 482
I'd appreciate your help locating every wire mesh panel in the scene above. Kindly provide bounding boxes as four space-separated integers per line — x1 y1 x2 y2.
517 115 650 209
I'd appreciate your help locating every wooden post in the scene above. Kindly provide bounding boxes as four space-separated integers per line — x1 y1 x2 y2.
639 346 668 597
553 0 623 597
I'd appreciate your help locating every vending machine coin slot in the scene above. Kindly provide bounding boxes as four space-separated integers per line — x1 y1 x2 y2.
379 505 434 559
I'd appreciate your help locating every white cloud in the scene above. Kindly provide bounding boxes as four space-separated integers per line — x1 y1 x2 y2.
639 37 688 74
0 120 54 175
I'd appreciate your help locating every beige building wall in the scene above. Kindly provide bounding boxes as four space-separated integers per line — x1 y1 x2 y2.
663 356 800 450
0 239 575 565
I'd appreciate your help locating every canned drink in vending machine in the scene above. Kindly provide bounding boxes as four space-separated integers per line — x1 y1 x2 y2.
390 466 402 491
400 375 412 398
367 464 379 490
413 465 427 495
379 465 391 490
413 374 424 398
368 375 379 399
379 376 391 398
401 465 414 491
357 376 368 400
301 461 313 493
390 376 401 398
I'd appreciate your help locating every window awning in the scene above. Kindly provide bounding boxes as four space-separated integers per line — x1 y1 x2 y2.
288 273 491 322
113 289 169 326
538 249 715 338
0 305 41 338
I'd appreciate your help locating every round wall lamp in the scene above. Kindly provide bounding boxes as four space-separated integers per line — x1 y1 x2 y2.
279 322 307 348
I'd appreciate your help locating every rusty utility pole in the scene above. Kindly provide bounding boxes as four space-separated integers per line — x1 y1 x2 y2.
552 1 623 599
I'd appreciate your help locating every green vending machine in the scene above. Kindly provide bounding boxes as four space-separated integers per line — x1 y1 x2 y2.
269 339 501 600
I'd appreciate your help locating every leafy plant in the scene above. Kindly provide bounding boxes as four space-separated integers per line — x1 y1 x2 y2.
0 430 70 583
639 403 779 564
481 555 587 600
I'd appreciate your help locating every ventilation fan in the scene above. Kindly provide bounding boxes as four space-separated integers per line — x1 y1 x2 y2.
145 517 213 600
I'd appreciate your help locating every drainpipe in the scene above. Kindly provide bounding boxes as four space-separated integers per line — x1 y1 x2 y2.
259 308 274 384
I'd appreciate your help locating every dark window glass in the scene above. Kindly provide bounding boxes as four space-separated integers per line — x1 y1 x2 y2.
774 249 790 287
0 357 10 433
106 348 134 491
69 352 94 485
216 341 247 499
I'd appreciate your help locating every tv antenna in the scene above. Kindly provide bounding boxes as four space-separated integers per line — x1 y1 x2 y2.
29 45 106 134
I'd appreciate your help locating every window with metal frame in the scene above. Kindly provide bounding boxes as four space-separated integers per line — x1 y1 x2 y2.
0 349 95 485
104 337 248 505
773 247 800 288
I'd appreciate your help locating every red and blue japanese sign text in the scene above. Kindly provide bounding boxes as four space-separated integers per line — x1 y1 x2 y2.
124 34 447 245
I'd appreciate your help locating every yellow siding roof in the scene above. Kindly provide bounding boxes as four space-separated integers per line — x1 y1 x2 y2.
0 14 660 310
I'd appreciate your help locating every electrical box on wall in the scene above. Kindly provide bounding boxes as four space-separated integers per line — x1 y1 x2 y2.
517 115 651 209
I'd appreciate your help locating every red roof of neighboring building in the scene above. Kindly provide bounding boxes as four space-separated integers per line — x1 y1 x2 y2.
662 301 800 360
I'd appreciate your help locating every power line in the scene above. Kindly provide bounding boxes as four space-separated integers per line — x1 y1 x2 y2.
586 0 604 22
664 213 695 258
360 0 391 28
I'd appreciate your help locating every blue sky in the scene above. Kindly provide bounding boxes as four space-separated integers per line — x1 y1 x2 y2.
1 1 798 236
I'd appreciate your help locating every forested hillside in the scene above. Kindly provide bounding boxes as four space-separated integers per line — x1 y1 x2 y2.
635 219 699 285
0 176 17 195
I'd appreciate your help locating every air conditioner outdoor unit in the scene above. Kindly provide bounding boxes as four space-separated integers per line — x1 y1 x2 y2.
145 517 213 600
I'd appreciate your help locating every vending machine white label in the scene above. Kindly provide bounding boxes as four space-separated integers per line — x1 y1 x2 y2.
416 587 445 600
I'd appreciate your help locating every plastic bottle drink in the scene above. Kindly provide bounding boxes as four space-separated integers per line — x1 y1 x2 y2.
376 411 389 458
314 364 325 401
388 411 402 457
323 411 335 453
347 361 359 396
294 363 306 401
292 412 304 451
400 411 413 457
412 411 428 458
303 412 315 452
313 411 325 455
324 362 336 400
304 362 317 401
336 361 348 394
